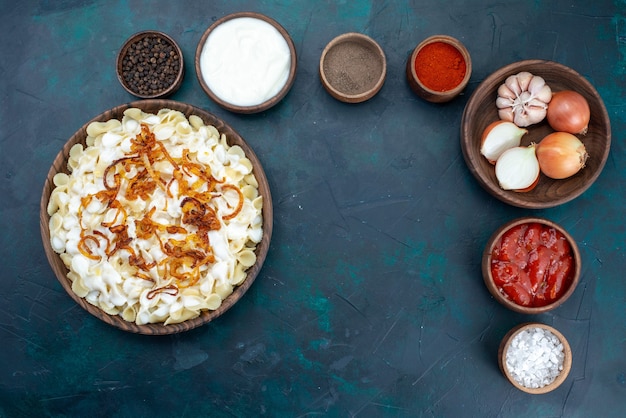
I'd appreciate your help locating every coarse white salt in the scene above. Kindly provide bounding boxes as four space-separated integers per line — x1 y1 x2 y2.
505 327 565 389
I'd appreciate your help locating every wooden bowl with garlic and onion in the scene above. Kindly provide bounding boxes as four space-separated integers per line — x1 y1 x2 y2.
460 60 611 209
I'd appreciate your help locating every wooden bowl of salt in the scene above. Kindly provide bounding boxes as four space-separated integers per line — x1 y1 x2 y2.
319 32 386 103
498 323 572 394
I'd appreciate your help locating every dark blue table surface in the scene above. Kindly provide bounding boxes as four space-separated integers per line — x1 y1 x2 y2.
1 1 625 417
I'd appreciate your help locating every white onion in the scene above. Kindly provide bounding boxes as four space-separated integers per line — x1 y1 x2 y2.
495 144 540 191
480 120 528 164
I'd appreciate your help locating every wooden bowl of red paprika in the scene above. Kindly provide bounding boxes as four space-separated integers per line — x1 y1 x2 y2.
406 35 471 103
482 217 581 314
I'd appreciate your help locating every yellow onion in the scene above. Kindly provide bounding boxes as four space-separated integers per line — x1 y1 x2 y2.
546 90 590 135
536 132 588 179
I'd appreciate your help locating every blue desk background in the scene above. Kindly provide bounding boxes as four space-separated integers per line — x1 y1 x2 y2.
1 1 624 416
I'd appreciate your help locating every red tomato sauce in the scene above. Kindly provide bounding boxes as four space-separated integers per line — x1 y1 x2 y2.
490 222 574 307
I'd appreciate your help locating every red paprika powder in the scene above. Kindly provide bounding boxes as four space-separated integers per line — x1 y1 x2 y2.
414 41 466 92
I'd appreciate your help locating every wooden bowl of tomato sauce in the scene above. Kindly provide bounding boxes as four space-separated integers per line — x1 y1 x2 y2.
482 217 581 314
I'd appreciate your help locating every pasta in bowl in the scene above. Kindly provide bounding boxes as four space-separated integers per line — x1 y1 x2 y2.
40 100 272 335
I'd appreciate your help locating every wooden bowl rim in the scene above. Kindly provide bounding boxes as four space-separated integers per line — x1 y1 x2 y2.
194 12 297 114
40 100 273 335
482 217 581 314
319 32 387 103
460 59 611 208
498 322 573 394
408 34 472 97
116 30 185 99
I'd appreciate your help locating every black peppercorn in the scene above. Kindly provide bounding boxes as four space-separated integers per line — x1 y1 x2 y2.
119 33 182 97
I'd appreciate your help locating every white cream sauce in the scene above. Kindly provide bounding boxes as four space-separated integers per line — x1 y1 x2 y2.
200 17 291 107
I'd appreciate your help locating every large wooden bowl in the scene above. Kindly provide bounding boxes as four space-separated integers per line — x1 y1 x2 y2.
461 60 611 208
40 100 273 335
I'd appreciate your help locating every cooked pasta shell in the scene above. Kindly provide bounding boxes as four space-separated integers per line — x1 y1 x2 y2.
237 250 256 268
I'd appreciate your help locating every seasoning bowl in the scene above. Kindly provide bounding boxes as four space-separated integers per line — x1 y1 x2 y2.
406 35 471 103
461 60 611 208
498 323 572 394
195 12 297 114
482 217 581 314
319 32 386 103
116 31 184 99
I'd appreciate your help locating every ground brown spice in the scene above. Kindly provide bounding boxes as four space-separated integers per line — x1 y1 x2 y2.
323 42 383 95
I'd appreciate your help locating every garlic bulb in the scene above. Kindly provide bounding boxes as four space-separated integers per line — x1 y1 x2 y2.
496 72 552 127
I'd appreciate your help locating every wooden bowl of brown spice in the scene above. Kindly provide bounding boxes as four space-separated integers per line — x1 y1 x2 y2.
116 30 184 99
319 32 386 103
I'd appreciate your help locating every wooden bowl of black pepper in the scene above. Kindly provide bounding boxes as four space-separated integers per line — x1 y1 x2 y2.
116 31 184 99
